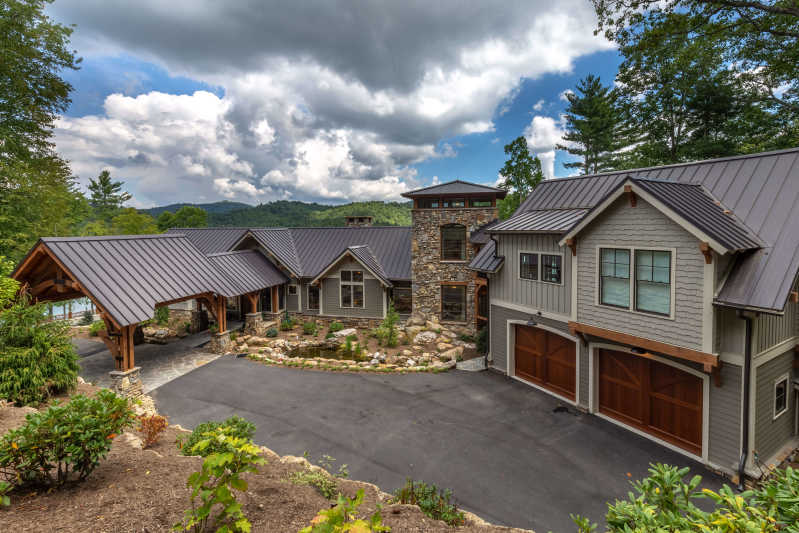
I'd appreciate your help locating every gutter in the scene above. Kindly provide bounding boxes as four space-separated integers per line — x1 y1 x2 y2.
737 310 755 491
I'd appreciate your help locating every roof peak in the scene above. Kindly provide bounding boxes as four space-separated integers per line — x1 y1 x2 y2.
42 234 182 242
401 179 506 198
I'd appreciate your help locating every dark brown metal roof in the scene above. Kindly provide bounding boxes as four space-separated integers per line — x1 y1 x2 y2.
207 250 289 294
515 147 799 312
470 219 500 244
489 209 588 234
165 227 249 254
468 240 504 273
33 234 241 327
401 179 507 198
246 229 303 277
310 245 393 287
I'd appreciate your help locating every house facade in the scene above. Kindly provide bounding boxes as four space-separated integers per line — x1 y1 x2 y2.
471 148 799 481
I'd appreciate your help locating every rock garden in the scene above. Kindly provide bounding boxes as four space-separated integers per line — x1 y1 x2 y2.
230 307 482 374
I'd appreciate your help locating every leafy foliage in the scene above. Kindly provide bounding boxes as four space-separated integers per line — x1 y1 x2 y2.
328 322 344 333
475 327 488 355
0 293 79 405
266 328 278 338
496 136 544 219
375 302 399 347
89 320 105 337
0 256 20 308
79 309 94 325
289 469 340 499
179 416 257 457
209 200 411 228
174 426 266 533
155 306 170 326
753 466 799 531
156 205 209 231
391 479 465 526
137 414 169 449
0 480 10 507
300 489 390 533
303 321 318 335
110 208 159 235
0 390 134 488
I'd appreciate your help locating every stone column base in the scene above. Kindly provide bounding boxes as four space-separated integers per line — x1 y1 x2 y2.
208 331 232 354
243 312 265 336
109 367 143 399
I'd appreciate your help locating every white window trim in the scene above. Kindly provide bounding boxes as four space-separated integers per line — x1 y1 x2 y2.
594 245 677 320
288 284 298 296
773 373 790 420
517 250 564 286
339 270 365 309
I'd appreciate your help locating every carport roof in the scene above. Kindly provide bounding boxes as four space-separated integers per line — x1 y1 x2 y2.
207 250 289 295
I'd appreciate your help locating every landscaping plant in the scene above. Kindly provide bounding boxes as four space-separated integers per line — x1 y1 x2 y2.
0 293 80 405
300 489 390 533
79 309 94 325
392 479 465 526
154 306 170 325
266 327 278 338
328 321 344 333
137 413 169 449
179 416 256 457
475 327 488 355
0 480 11 507
89 319 105 336
375 302 399 347
303 321 318 335
0 390 134 488
175 427 265 533
289 468 340 499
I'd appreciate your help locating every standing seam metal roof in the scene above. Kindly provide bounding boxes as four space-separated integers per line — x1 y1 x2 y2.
401 179 507 198
207 250 290 295
346 245 392 287
468 240 504 273
489 208 589 234
165 227 249 254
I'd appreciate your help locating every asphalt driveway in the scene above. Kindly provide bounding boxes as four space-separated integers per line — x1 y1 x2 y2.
151 357 725 532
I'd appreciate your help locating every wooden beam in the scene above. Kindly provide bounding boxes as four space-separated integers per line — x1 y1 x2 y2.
699 242 713 264
246 291 259 314
624 185 637 207
791 290 799 304
566 238 577 257
712 360 723 387
568 321 719 369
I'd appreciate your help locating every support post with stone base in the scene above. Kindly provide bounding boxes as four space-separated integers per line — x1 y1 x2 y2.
208 331 232 354
244 312 265 336
109 366 143 399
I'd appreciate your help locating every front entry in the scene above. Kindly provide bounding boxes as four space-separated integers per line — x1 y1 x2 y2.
598 349 703 456
514 325 576 401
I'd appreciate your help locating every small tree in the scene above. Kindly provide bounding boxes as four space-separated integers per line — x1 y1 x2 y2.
110 208 158 235
497 136 544 219
377 301 400 347
88 170 132 223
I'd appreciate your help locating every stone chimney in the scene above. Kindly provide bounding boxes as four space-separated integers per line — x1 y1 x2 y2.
345 215 373 227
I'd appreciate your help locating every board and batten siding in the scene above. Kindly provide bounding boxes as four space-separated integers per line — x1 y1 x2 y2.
754 349 796 462
320 258 384 319
716 307 746 358
753 290 798 354
576 196 705 351
708 363 743 471
490 234 571 316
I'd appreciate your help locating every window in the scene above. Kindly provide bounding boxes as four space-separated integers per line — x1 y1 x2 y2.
635 250 671 315
600 248 630 308
774 375 789 419
261 288 272 314
288 285 297 296
443 198 465 208
441 224 466 260
308 285 320 310
441 284 466 322
541 254 562 284
520 253 538 280
417 198 439 209
278 284 285 310
391 287 412 314
340 270 364 308
470 198 492 207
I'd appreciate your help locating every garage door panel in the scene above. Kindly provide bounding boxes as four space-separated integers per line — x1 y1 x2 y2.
514 325 576 400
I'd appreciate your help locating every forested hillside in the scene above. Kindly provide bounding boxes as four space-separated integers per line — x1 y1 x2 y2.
204 200 411 227
141 201 251 218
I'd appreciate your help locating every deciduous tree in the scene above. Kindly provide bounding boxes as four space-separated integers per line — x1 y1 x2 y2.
497 136 544 219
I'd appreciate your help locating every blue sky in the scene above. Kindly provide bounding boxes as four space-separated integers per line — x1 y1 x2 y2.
49 1 621 207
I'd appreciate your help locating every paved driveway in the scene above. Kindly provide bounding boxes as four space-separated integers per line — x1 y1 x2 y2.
152 357 725 532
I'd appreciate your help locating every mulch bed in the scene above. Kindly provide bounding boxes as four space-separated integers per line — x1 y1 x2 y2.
1 392 527 533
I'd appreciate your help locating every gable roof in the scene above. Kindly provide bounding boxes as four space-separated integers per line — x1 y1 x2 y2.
165 227 249 254
516 147 799 313
245 228 303 278
207 250 289 294
490 208 588 234
401 179 507 198
310 245 393 287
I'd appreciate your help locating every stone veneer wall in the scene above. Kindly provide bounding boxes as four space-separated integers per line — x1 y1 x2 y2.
411 206 497 333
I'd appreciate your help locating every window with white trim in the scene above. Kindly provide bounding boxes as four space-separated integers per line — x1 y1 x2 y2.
635 250 671 316
288 284 297 296
340 270 364 308
598 247 673 316
774 374 789 419
600 248 630 308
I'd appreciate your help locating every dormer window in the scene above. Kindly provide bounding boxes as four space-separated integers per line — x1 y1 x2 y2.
599 247 673 317
441 224 466 261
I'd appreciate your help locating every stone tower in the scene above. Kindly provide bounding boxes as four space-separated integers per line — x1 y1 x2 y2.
401 180 506 333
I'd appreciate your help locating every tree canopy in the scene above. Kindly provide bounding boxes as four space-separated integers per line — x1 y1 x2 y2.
497 136 544 219
88 170 132 223
156 206 209 231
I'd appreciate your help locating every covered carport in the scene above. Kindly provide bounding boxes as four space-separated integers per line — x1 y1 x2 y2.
12 234 287 397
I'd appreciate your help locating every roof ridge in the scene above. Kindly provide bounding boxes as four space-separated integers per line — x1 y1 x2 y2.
402 178 503 195
42 234 183 242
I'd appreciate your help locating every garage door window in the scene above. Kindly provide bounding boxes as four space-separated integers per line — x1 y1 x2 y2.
441 284 466 322
600 248 630 308
635 250 671 316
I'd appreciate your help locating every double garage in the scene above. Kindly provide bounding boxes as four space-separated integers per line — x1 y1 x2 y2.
512 324 704 457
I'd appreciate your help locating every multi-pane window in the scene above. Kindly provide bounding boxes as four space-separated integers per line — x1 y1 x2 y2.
443 198 465 208
340 270 364 308
417 198 439 208
635 250 671 315
541 254 562 284
308 285 320 310
391 287 412 314
520 253 538 280
774 375 789 419
600 248 631 308
470 198 492 207
288 285 297 295
441 224 466 260
441 284 466 322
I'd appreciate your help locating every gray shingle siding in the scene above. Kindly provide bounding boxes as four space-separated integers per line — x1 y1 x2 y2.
322 277 384 318
755 350 795 462
286 282 300 312
709 363 743 471
576 196 705 351
490 234 571 316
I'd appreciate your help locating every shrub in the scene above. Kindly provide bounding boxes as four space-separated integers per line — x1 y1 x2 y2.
179 416 256 457
154 306 169 325
137 414 168 449
328 321 344 333
300 489 389 533
88 320 104 336
475 327 488 355
266 328 278 338
289 469 339 499
175 427 265 533
280 319 294 331
229 331 238 342
375 302 400 348
0 390 135 488
0 296 80 405
753 465 799 529
303 321 318 335
325 332 334 339
79 309 94 325
392 479 465 526
458 333 474 343
0 480 10 507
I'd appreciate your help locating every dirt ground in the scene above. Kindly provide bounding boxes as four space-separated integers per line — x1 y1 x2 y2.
1 387 524 533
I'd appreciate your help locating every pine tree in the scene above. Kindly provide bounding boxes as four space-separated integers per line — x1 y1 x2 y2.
557 75 628 174
88 170 132 223
497 136 544 219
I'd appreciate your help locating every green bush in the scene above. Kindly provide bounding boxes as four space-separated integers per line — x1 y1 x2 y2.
289 469 339 499
79 309 94 326
300 489 389 533
280 319 294 331
475 327 488 355
0 480 10 507
458 333 474 343
753 465 799 529
0 296 80 405
375 302 400 348
229 331 238 342
154 306 169 325
302 321 318 335
325 332 334 339
0 390 134 488
88 320 105 336
179 416 256 457
392 479 465 526
266 327 278 338
328 321 344 333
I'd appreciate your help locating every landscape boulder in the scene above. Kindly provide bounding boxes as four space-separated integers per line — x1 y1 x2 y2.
413 331 438 344
333 328 357 338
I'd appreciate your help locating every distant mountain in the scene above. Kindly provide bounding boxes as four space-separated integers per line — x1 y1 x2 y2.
142 200 412 228
141 201 252 218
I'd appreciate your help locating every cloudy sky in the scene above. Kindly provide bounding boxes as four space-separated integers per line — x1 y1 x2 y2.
48 1 621 208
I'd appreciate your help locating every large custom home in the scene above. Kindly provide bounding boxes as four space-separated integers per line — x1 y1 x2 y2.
473 147 799 481
10 147 799 483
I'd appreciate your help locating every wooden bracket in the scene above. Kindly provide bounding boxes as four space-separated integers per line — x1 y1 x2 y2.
712 360 723 387
699 242 713 264
246 291 259 314
790 291 799 304
566 238 577 257
624 185 637 207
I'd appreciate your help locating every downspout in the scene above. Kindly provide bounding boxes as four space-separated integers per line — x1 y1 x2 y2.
737 310 753 491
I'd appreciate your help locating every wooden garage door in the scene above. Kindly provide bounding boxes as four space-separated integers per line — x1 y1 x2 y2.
514 325 576 400
598 349 703 455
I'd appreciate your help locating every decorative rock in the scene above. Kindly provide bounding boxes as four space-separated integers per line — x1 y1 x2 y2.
404 326 424 340
436 342 454 352
401 349 413 357
406 314 426 327
333 328 357 338
440 346 464 360
441 330 457 339
425 320 441 331
414 331 437 344
248 336 270 347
